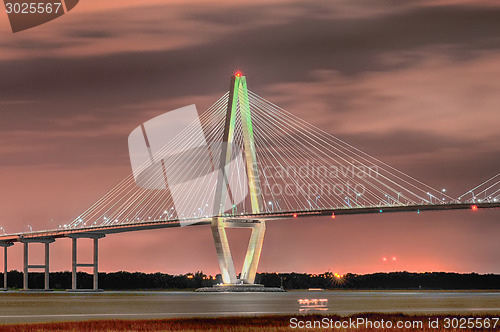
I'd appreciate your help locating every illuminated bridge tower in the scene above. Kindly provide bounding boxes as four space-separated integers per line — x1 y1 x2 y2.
212 73 266 286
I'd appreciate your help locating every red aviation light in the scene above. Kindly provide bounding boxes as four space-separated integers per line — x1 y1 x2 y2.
235 71 242 77
472 205 478 211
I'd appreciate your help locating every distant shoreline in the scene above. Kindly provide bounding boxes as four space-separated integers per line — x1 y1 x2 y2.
2 271 499 290
2 288 500 292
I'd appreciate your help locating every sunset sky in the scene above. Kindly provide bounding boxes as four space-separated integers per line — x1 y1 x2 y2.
0 0 500 276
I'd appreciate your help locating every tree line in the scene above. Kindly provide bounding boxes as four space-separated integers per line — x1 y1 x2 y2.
1 271 499 290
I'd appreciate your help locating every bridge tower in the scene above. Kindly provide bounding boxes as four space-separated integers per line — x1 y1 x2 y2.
212 73 266 285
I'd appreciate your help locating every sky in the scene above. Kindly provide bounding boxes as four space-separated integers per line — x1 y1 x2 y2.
0 0 500 276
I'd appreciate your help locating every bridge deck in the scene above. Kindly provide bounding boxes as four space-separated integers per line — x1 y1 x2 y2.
0 202 498 243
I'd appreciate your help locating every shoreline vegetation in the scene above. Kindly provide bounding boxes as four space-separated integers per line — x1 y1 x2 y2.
1 271 499 290
2 314 499 331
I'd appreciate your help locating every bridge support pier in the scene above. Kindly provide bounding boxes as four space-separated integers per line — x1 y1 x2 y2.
211 74 266 287
240 221 266 283
211 218 265 285
68 233 104 291
19 237 55 290
0 241 13 290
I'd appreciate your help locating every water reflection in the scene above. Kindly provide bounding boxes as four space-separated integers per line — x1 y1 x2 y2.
298 298 328 312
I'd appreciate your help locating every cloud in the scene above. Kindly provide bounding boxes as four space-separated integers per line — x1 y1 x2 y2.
1 2 500 174
1 1 500 102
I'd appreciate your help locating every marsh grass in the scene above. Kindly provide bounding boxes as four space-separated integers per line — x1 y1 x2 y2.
1 313 498 331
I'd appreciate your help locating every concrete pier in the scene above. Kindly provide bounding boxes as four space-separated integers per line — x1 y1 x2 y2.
0 241 13 290
19 237 55 290
68 233 105 291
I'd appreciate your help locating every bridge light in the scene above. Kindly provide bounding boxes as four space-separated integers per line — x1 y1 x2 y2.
472 205 478 211
331 213 335 219
379 209 383 213
293 213 298 218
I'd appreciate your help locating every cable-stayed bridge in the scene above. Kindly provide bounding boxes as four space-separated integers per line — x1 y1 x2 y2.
1 74 499 291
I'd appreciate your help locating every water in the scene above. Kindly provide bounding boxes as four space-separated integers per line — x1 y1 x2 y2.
0 290 499 324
